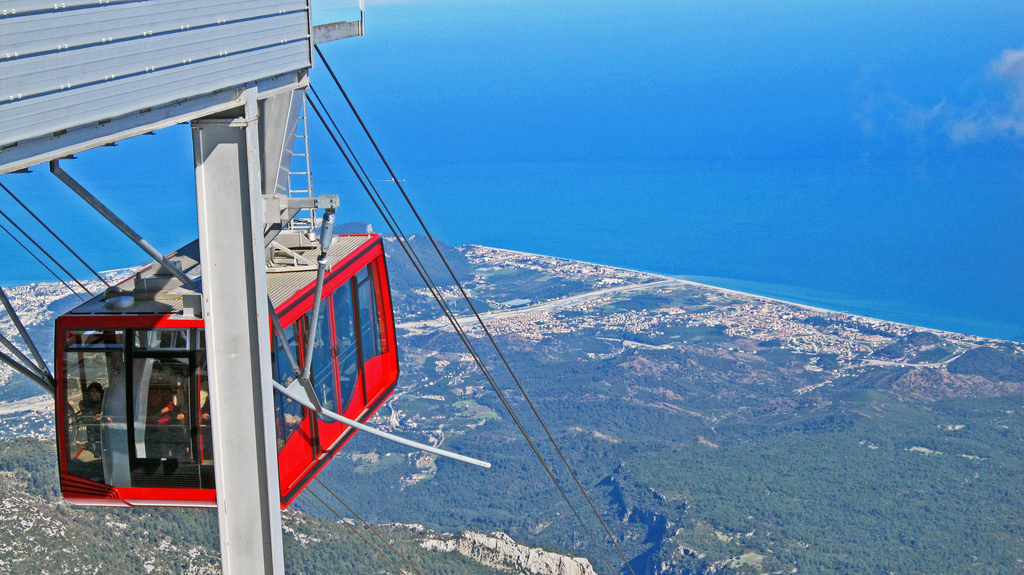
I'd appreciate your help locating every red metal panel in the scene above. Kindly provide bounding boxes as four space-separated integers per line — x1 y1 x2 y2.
58 314 204 330
120 487 217 508
279 379 399 507
362 354 398 410
372 254 398 356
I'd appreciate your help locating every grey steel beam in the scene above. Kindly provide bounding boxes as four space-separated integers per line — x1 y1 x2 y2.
0 286 52 381
259 89 304 197
272 379 491 469
0 349 54 396
0 331 49 383
312 20 364 43
192 87 284 575
0 287 54 396
294 209 334 413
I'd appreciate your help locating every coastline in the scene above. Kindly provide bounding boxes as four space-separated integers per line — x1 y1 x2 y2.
468 244 1008 343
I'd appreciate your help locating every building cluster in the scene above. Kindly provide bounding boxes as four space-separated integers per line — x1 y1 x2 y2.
477 310 577 340
0 268 140 347
463 245 660 287
680 296 990 365
0 268 140 439
454 247 993 375
0 405 54 441
1 281 86 341
682 301 878 361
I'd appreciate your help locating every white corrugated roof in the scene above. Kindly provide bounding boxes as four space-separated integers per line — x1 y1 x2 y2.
66 235 377 316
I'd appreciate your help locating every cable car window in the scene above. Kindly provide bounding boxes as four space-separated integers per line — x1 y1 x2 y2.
134 329 190 350
356 267 382 360
333 279 358 409
130 357 192 461
63 330 128 487
272 323 303 451
309 300 337 413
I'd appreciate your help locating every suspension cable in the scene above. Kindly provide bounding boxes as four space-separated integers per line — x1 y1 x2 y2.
312 51 638 575
0 206 93 296
307 86 461 322
307 92 620 574
308 85 398 233
306 95 619 575
0 221 84 301
0 182 110 286
314 478 425 575
304 488 408 575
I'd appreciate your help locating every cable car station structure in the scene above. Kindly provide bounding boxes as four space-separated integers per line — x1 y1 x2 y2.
0 2 424 573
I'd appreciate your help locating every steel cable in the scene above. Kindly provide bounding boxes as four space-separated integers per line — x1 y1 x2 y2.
313 477 425 575
313 49 638 575
306 94 620 575
0 206 93 296
0 182 109 286
304 488 409 574
0 221 84 301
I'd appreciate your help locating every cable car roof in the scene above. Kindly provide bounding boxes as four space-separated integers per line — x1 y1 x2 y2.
64 234 379 317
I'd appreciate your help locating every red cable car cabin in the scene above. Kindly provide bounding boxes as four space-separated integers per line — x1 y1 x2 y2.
55 234 399 507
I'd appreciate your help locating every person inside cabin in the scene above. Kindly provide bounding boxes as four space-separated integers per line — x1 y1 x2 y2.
180 387 212 462
79 382 104 455
144 380 183 459
148 385 176 425
177 388 209 423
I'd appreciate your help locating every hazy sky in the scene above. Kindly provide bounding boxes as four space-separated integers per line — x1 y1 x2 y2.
315 0 1024 164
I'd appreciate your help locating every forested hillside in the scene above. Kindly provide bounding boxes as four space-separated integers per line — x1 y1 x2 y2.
0 437 599 574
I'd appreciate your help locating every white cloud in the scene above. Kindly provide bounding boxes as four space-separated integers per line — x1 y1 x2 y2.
990 46 1024 81
943 46 1024 143
905 98 945 132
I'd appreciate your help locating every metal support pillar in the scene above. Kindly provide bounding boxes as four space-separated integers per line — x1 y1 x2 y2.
191 87 284 575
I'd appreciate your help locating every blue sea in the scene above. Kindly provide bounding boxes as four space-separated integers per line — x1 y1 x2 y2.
1 0 1022 341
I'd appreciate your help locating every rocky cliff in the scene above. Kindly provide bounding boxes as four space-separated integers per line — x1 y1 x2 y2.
422 530 597 575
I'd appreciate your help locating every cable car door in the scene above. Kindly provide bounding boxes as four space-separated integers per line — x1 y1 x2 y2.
126 330 202 489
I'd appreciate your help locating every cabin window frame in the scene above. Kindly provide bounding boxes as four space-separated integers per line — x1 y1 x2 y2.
61 327 212 490
123 328 206 489
61 329 127 487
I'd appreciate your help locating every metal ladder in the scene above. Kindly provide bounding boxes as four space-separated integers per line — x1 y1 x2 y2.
287 99 316 233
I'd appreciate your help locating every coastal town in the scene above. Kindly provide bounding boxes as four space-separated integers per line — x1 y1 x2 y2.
359 244 1024 451
408 245 1009 377
1 244 1020 440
